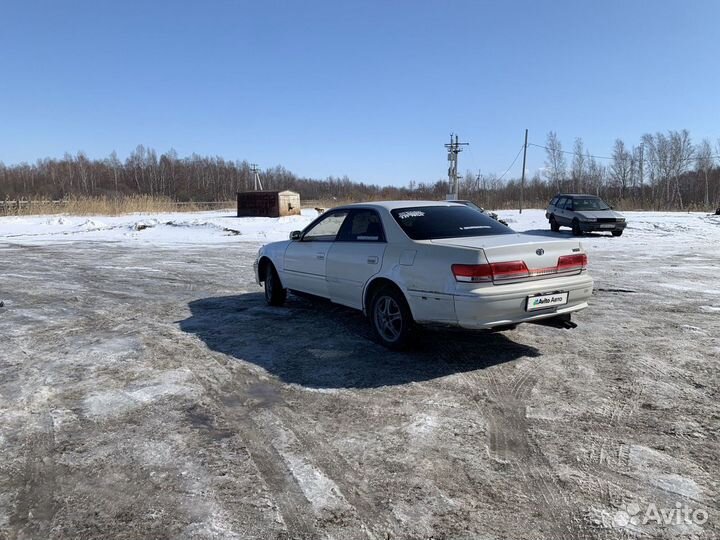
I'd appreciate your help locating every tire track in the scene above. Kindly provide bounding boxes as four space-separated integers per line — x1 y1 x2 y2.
8 411 58 540
473 362 598 540
180 335 388 539
276 409 403 539
218 396 321 538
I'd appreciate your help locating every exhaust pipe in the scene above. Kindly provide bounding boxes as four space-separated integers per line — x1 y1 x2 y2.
530 313 577 330
559 316 577 329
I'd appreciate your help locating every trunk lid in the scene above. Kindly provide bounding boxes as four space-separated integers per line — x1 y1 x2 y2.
430 234 584 281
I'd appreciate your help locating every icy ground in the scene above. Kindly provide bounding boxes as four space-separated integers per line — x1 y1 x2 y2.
0 208 719 539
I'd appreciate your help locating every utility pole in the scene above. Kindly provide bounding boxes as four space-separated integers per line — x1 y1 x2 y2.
638 144 644 207
520 129 528 214
444 134 468 200
250 163 263 191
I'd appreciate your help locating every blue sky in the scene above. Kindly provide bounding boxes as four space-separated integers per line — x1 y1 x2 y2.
1 0 718 186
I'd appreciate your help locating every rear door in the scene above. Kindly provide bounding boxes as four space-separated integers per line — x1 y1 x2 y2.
326 209 387 309
547 196 559 215
283 210 350 298
555 197 570 225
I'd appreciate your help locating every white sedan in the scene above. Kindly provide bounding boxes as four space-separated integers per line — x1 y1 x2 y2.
254 201 593 349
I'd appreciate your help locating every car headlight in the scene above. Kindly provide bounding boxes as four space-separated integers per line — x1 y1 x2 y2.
581 216 597 222
617 218 625 222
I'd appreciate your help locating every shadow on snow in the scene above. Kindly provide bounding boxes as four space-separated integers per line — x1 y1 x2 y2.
179 292 540 389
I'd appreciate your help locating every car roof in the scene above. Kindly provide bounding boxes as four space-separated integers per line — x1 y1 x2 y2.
554 194 600 199
334 200 467 211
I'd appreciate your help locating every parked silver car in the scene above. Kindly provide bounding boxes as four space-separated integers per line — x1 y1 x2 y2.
255 201 593 349
451 200 509 226
546 194 627 236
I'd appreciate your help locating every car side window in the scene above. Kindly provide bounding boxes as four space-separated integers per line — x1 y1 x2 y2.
337 209 386 242
550 197 559 206
556 197 567 209
302 211 350 242
565 198 574 210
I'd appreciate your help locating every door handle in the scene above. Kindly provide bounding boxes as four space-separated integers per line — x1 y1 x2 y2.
367 256 378 264
316 253 325 260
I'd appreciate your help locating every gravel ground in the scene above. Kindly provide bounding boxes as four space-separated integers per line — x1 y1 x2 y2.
1 228 719 539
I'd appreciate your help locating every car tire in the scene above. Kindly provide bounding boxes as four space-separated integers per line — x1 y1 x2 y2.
369 285 413 350
549 215 560 232
571 219 583 236
611 230 623 237
264 263 287 306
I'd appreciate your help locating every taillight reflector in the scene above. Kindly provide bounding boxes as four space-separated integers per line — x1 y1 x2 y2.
452 260 529 282
490 260 530 279
451 264 493 282
557 253 588 271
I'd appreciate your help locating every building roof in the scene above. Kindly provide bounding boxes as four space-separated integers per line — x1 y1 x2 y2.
237 190 299 195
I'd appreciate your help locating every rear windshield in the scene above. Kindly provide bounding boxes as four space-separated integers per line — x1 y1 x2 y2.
391 206 514 240
572 197 610 211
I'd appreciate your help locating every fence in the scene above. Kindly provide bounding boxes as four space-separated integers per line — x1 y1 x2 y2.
0 198 338 216
0 199 234 216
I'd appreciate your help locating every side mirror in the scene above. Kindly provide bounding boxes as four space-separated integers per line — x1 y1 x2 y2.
289 230 302 240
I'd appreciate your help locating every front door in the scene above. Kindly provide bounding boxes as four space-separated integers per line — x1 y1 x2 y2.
283 210 349 297
326 209 387 309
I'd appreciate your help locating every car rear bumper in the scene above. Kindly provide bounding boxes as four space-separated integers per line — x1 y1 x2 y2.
578 221 627 232
452 273 594 330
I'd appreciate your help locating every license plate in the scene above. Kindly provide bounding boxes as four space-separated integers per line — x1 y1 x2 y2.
600 224 615 228
526 292 568 311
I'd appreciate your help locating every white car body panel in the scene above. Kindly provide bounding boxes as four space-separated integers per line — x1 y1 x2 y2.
282 240 332 297
326 242 386 309
255 201 594 329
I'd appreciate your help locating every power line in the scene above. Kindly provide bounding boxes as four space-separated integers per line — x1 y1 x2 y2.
527 142 613 161
497 144 526 181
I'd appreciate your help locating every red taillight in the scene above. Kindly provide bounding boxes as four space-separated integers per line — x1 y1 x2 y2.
452 261 529 282
451 264 493 282
490 260 530 279
557 253 588 271
453 253 586 283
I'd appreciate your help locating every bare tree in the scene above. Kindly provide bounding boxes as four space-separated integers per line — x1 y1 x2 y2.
610 139 632 199
630 145 643 202
696 139 714 207
544 131 566 192
586 155 605 197
668 129 694 209
571 138 586 193
107 151 121 194
643 133 675 205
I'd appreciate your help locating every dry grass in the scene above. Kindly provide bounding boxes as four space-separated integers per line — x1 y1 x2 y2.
1 196 235 217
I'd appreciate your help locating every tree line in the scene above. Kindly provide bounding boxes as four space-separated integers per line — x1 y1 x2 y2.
1 131 718 210
445 130 719 211
0 145 391 203
532 130 719 210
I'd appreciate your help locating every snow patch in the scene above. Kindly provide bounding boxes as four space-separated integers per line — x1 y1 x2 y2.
254 409 352 517
0 209 318 246
83 369 200 419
